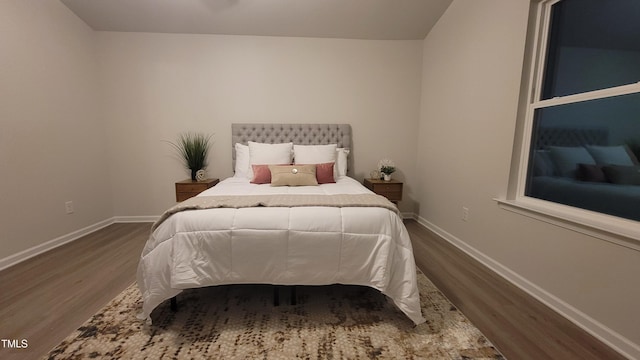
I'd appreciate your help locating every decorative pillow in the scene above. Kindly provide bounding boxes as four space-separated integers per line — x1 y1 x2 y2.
250 164 288 184
548 146 595 178
234 143 250 179
532 150 556 176
585 145 635 166
269 165 318 187
310 162 335 184
293 144 337 164
602 165 640 185
576 163 606 182
248 142 293 179
335 148 350 177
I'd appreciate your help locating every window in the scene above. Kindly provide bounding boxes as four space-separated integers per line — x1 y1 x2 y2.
518 0 640 225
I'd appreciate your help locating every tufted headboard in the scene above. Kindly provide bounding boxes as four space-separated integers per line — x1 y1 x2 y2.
533 126 609 149
231 123 352 173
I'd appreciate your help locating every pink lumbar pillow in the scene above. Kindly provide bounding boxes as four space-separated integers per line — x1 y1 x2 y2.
313 162 336 184
251 164 287 184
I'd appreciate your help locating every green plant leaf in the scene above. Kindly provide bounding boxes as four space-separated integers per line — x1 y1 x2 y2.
167 132 213 171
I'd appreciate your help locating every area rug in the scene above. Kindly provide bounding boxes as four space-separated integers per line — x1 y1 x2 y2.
45 271 503 359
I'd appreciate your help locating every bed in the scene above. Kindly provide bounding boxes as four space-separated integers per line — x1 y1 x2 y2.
527 126 640 221
529 176 640 220
136 123 426 326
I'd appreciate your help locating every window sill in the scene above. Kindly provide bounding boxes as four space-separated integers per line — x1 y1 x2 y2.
495 198 640 252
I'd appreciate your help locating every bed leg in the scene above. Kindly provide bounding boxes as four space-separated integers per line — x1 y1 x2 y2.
170 296 178 311
273 286 280 306
290 286 296 305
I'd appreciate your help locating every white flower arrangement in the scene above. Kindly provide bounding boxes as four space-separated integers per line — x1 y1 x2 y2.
378 158 396 175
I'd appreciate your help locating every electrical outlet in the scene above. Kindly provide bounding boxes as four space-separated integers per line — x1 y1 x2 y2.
65 201 74 214
462 206 469 221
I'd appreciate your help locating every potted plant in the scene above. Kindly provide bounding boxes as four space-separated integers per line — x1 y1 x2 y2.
378 159 396 181
168 132 213 181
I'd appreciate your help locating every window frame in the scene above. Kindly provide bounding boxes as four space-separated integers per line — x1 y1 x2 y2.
504 0 640 244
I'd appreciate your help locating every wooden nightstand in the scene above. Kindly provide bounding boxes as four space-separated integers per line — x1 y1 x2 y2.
363 178 403 203
175 178 219 202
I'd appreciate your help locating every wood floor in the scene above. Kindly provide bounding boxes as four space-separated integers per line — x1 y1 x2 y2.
0 220 627 360
405 221 626 360
0 222 150 360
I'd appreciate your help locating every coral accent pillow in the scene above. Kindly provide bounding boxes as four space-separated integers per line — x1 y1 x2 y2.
602 165 640 185
576 163 606 183
306 162 335 184
250 164 288 184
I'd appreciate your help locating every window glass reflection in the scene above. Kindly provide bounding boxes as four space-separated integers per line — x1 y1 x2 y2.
526 93 640 221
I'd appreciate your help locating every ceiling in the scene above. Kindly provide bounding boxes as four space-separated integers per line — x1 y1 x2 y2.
60 0 453 40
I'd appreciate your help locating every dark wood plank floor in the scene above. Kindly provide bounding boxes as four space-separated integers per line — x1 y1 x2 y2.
405 220 626 360
0 222 150 360
0 220 627 360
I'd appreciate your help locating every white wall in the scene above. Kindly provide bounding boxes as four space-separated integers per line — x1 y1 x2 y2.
4 1 638 357
0 1 112 261
97 33 423 216
417 0 640 357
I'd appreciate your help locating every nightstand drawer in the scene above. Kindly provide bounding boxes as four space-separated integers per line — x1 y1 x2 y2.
363 178 403 203
175 178 219 202
178 183 209 193
176 191 204 202
372 183 402 193
375 190 402 202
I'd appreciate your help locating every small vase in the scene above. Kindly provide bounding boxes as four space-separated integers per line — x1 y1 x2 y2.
383 173 391 181
191 169 198 181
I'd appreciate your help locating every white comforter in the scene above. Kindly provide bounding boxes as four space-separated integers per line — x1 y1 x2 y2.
137 176 425 325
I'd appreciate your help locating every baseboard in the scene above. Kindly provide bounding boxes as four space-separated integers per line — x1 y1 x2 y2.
0 215 159 272
400 211 416 220
113 215 159 223
414 215 639 360
0 218 115 271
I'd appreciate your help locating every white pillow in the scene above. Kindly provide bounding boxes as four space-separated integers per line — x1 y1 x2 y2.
585 145 635 166
248 142 294 180
234 143 250 179
336 148 350 177
248 141 293 165
293 144 337 164
549 146 595 178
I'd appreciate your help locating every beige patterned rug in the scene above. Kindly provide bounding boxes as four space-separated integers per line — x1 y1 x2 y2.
45 271 503 359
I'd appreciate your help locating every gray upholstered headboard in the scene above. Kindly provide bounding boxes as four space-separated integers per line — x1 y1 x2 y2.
231 123 352 173
533 127 608 149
